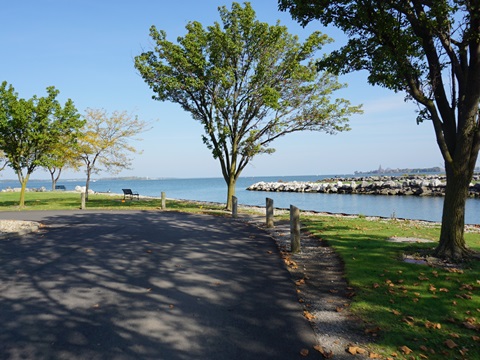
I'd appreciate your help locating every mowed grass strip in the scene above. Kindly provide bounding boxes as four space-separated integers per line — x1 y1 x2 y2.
304 215 480 360
0 191 225 213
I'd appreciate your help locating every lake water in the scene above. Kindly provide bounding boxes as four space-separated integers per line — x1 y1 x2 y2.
1 175 479 225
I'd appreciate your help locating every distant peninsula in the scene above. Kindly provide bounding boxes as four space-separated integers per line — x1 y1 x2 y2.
354 165 443 175
98 176 167 181
98 176 147 180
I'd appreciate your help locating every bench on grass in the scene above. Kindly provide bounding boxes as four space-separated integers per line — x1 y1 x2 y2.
122 188 139 200
55 185 66 191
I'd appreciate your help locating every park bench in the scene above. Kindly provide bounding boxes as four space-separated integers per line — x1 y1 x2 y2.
55 185 66 191
122 188 139 200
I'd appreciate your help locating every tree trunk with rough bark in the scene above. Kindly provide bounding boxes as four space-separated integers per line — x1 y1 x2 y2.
17 172 30 208
225 176 236 211
19 178 28 208
435 166 472 259
50 172 57 191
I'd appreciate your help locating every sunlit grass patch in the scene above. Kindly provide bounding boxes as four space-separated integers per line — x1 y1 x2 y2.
0 191 225 213
304 215 480 359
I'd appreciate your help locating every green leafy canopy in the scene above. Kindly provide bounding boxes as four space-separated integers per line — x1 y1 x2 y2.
0 81 83 175
0 81 83 206
135 2 361 181
135 2 361 209
277 0 480 259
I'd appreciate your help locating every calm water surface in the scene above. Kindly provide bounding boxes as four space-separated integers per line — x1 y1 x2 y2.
1 175 479 225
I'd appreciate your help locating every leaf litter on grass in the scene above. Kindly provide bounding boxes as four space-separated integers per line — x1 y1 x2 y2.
302 215 480 360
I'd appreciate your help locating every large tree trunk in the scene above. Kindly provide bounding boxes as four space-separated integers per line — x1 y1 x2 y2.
50 171 56 191
435 165 472 259
225 175 236 211
17 172 30 208
19 179 28 208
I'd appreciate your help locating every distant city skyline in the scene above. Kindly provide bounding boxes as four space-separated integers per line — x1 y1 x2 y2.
354 165 444 176
1 1 449 181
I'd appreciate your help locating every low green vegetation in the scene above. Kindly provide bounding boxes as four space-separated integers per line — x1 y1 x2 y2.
0 191 224 213
1 192 478 358
304 215 480 359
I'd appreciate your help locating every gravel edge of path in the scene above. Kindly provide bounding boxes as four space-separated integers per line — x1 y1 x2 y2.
241 214 374 359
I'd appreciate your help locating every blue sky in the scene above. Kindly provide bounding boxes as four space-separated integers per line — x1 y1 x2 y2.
1 0 443 180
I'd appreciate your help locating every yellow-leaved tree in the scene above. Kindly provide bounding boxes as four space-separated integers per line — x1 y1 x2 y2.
42 137 84 191
78 108 150 199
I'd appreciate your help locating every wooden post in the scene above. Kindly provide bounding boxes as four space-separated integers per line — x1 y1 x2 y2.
232 196 238 218
161 192 166 209
290 205 300 253
80 192 86 210
266 197 274 228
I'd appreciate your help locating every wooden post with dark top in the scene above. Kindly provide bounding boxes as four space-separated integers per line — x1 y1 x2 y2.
266 198 274 228
290 205 300 253
232 196 238 218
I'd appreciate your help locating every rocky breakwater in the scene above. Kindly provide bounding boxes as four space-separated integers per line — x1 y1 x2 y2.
247 175 480 198
1 186 47 193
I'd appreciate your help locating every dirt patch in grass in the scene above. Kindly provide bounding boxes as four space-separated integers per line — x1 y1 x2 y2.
387 237 434 243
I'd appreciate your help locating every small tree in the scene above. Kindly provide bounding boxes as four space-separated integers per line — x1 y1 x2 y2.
78 108 149 199
0 81 82 207
135 2 361 209
279 0 480 259
43 139 83 191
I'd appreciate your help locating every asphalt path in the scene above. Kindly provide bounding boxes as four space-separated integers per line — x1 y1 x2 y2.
0 210 321 359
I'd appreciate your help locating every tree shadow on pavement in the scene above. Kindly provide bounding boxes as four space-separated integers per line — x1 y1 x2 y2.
0 211 321 360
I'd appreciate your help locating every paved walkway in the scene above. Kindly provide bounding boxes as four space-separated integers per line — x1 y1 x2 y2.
0 210 321 359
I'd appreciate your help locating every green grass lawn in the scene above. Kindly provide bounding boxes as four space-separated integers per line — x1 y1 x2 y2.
0 191 225 213
1 191 479 359
304 215 480 360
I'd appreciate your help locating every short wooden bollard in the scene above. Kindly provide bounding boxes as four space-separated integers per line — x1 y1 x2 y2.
290 205 300 253
232 196 238 218
161 192 166 209
80 192 86 210
266 197 274 228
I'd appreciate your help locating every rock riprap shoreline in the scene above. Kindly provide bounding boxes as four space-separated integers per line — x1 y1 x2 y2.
247 174 480 197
